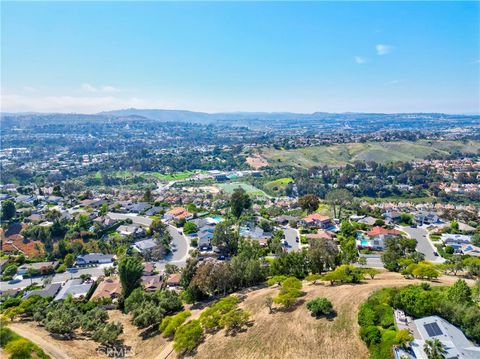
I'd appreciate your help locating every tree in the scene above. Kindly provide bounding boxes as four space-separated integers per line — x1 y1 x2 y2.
173 319 203 353
265 296 273 313
273 277 303 309
447 279 472 303
212 221 239 256
118 256 143 299
160 310 192 338
396 329 414 348
5 338 33 359
230 188 251 219
423 339 447 359
325 189 353 219
1 200 15 221
306 297 334 317
143 188 153 203
307 238 339 274
358 256 367 266
183 221 198 235
219 309 250 334
363 268 381 279
63 253 75 267
92 322 123 346
298 194 319 213
322 265 364 285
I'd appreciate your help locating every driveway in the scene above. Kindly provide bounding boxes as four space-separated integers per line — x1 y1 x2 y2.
283 227 300 252
400 226 445 263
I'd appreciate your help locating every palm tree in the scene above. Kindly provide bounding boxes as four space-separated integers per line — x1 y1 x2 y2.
423 339 447 359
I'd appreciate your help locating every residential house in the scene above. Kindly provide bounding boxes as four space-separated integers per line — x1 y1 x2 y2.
441 234 472 252
408 316 480 359
166 273 182 288
357 216 378 226
383 210 402 223
414 211 440 225
301 213 334 229
143 262 156 276
461 244 480 257
76 253 114 266
23 283 61 299
142 275 163 291
132 239 158 254
273 215 299 226
356 227 402 250
117 224 144 237
163 207 192 222
54 279 94 301
90 277 121 301
18 261 59 276
305 230 334 241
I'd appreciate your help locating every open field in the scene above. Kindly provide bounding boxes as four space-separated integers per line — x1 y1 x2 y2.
191 273 471 359
264 177 293 193
5 273 470 359
218 182 266 196
260 140 480 168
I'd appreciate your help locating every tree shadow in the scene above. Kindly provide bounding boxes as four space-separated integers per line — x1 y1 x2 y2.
139 325 160 340
311 310 337 321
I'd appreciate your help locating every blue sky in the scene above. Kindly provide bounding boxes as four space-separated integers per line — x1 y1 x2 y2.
1 1 479 114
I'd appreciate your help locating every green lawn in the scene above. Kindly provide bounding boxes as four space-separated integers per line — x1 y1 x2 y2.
264 177 293 192
148 170 204 181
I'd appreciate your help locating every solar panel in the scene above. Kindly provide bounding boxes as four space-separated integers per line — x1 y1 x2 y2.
424 322 443 337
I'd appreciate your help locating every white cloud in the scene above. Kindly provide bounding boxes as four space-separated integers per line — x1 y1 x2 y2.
354 56 367 64
81 83 97 93
386 80 401 85
23 86 37 92
376 44 394 55
102 85 119 93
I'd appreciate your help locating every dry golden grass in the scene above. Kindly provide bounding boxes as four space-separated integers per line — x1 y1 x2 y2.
191 272 465 359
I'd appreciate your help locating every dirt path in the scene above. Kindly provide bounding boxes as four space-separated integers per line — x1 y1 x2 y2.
9 323 71 359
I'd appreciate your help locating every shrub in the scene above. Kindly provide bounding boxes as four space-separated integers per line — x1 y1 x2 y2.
306 297 334 317
360 325 381 346
173 319 203 353
5 338 33 359
218 309 250 334
160 310 192 338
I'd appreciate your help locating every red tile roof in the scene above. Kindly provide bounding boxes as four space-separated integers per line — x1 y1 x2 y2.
367 226 401 237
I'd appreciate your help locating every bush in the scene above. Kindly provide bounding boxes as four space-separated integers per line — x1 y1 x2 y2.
5 338 33 359
160 310 192 338
173 319 203 353
306 297 334 317
218 309 250 334
360 325 381 346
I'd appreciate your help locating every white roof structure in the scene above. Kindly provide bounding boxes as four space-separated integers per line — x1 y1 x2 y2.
411 316 480 359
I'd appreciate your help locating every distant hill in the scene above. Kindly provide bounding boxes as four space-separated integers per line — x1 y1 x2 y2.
261 140 480 168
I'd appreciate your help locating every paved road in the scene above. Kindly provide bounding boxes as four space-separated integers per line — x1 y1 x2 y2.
283 227 301 252
400 226 445 263
360 254 384 268
0 263 113 291
156 225 190 270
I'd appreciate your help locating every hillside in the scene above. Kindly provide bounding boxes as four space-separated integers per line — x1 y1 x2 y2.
260 140 480 168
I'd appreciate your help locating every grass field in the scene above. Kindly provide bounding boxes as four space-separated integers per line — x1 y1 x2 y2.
264 177 293 192
261 140 480 168
148 170 202 181
218 182 266 196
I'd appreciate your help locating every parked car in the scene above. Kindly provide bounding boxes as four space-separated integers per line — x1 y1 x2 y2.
433 251 439 257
